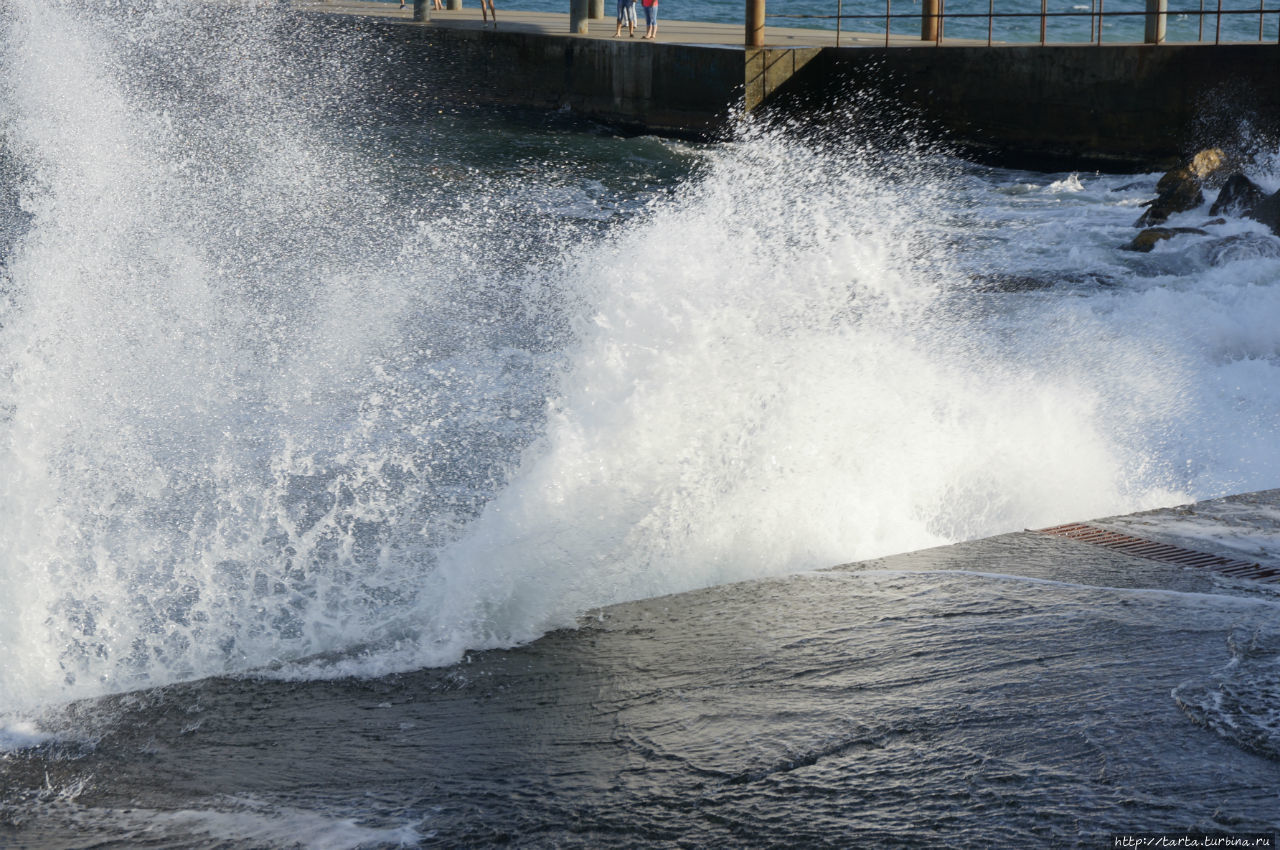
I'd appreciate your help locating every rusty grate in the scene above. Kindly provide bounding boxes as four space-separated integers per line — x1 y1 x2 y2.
1036 522 1280 584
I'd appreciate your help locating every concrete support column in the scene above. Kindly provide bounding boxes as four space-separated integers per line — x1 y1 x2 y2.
447 0 461 9
589 0 604 17
921 0 940 40
746 0 765 46
571 0 590 32
1144 0 1167 42
413 0 427 20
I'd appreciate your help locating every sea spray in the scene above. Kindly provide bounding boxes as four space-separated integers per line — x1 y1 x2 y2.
0 0 565 719
417 124 1194 659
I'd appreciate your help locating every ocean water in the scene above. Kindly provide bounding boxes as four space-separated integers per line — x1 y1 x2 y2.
2 0 1280 844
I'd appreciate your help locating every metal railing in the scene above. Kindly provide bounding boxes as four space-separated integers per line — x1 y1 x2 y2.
763 0 1280 47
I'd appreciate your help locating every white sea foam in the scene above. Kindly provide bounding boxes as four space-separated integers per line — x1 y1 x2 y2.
3 793 424 848
141 800 424 849
1045 172 1085 193
0 719 50 751
413 138 1203 659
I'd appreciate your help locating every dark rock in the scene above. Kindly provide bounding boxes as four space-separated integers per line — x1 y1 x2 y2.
1245 190 1280 235
1123 227 1209 253
1135 168 1204 226
1134 149 1225 227
1210 173 1267 217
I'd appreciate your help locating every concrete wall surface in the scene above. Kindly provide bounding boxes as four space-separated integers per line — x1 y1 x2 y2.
745 47 821 112
370 20 745 136
802 44 1280 169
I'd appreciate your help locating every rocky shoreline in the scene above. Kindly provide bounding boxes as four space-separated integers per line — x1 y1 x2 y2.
1125 148 1280 253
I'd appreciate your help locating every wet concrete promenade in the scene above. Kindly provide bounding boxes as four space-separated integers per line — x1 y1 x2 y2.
7 489 1279 846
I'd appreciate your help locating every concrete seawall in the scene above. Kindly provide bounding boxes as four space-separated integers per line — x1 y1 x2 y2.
799 44 1280 169
316 2 1280 169
395 24 745 136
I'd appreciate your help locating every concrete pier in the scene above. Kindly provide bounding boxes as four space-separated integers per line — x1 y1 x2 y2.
803 43 1280 169
306 0 1280 169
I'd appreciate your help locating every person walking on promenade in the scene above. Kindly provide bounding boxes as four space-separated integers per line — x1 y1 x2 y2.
640 0 657 38
615 0 637 36
480 0 496 26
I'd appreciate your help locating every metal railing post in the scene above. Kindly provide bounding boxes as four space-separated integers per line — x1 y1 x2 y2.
571 0 589 32
746 0 766 45
922 0 940 39
1144 0 1167 42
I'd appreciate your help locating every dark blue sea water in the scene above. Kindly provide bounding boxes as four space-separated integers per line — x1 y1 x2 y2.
3 0 1280 844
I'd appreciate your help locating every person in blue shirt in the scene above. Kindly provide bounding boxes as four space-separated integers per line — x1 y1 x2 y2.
615 0 637 36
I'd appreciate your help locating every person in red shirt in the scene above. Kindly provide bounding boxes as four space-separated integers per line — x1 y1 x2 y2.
641 0 657 38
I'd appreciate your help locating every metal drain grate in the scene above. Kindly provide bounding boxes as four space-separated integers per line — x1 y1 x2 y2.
1035 522 1280 584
